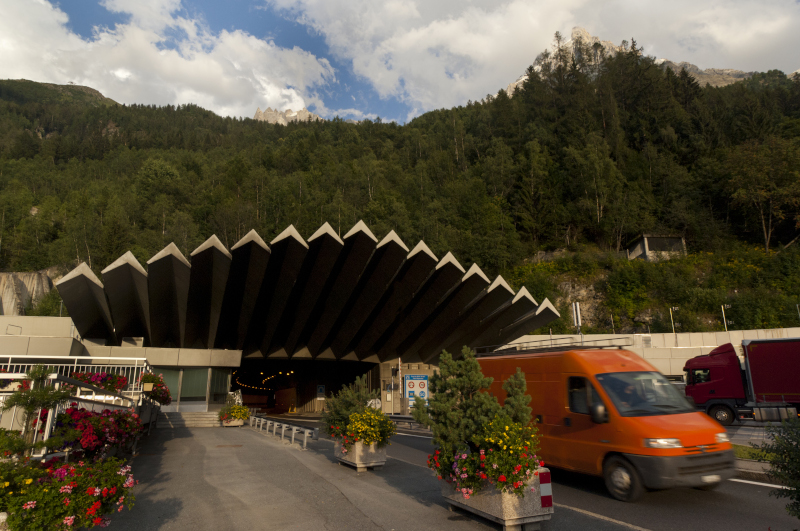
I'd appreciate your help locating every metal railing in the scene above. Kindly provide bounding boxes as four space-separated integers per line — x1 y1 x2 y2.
476 336 633 356
1 373 138 456
0 355 151 401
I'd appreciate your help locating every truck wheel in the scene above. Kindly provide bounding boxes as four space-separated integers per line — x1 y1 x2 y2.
603 456 644 502
708 405 734 426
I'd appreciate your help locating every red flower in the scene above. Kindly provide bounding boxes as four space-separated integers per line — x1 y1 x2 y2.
93 517 103 525
479 455 485 461
514 465 522 473
498 475 507 482
539 460 545 467
437 475 442 480
480 473 487 479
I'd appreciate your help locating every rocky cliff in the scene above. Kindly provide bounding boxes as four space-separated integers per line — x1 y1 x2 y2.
657 60 753 87
0 267 61 316
505 26 793 96
253 106 323 125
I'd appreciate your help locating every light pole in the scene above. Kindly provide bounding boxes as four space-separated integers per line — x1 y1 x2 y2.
669 307 679 346
721 304 732 332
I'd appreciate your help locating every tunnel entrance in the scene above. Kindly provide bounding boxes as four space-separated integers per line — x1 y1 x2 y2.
232 358 378 414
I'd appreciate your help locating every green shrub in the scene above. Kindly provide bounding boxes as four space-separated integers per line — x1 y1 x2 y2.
321 375 378 438
757 418 800 520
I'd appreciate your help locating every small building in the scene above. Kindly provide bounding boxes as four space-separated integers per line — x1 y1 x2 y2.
627 234 686 262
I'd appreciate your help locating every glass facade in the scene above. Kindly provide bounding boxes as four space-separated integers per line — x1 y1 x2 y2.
180 368 209 402
210 369 229 404
154 367 231 411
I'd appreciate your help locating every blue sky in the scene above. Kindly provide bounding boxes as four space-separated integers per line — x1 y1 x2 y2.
2 0 799 123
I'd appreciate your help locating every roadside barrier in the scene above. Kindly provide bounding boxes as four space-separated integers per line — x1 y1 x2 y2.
249 415 319 449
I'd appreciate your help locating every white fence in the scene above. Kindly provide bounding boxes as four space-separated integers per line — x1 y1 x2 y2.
0 361 159 458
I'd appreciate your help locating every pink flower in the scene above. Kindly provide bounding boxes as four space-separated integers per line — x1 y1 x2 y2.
63 516 75 526
93 487 102 496
60 485 73 494
461 453 467 459
23 501 36 509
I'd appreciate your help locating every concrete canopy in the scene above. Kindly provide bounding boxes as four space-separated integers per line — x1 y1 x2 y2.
101 251 150 345
55 262 116 343
146 243 191 348
58 221 560 360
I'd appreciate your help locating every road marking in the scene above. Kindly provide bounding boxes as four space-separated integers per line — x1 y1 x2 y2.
729 478 789 489
394 433 433 439
553 503 652 531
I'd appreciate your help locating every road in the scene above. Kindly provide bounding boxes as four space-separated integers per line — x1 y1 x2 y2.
268 416 793 530
388 433 794 531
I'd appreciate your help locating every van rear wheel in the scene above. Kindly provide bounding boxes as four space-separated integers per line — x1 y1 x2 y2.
708 405 735 426
603 456 644 502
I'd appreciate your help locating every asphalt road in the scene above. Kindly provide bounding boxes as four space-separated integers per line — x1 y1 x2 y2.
263 416 793 530
388 433 796 531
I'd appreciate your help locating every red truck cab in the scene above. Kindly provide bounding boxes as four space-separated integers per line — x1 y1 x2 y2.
684 339 800 425
684 344 747 425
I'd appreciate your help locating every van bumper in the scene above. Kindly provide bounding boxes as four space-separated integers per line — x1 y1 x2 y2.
625 450 736 489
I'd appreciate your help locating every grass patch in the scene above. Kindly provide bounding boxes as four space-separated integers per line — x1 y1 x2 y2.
733 443 771 460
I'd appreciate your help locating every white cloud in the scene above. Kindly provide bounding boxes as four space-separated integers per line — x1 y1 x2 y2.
267 0 800 118
0 0 335 118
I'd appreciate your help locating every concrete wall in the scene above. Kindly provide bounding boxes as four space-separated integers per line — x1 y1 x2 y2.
508 327 800 377
0 316 77 338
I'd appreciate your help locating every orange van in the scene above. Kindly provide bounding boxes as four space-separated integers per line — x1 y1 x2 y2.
478 348 736 501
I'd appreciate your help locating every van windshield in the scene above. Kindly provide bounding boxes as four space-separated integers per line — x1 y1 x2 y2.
595 372 694 417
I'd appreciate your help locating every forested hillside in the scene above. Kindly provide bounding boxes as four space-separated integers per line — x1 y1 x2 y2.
2 38 800 332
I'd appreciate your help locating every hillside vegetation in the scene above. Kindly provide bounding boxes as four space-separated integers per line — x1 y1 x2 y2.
2 36 800 331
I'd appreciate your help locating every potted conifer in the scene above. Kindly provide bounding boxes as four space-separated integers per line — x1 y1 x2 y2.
322 375 396 472
413 347 554 530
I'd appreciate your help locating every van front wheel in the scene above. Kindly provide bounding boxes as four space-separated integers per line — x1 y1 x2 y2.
603 456 644 502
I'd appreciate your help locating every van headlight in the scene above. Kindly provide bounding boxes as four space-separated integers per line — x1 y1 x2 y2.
643 438 683 449
715 432 729 444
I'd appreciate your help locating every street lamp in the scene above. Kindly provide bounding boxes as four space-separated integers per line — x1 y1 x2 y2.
721 304 732 332
669 307 679 335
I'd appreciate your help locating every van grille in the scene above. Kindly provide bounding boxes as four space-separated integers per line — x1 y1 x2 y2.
683 443 720 455
677 452 734 476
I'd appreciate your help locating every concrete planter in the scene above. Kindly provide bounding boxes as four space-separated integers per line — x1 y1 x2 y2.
223 419 244 427
334 440 387 472
441 468 554 531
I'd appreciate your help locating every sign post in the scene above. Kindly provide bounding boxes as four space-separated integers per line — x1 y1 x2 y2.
405 375 429 408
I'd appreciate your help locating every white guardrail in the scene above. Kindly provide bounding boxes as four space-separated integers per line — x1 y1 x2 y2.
0 357 159 457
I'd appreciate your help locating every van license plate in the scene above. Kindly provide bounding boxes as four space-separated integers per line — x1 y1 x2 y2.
701 475 721 483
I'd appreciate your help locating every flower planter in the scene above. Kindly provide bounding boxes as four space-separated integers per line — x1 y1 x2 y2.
441 468 554 531
334 440 387 472
223 419 244 427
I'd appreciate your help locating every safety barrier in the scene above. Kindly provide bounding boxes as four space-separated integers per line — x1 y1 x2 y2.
249 415 318 449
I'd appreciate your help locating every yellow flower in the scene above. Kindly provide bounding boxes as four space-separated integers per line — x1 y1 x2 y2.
24 479 33 485
2 482 8 487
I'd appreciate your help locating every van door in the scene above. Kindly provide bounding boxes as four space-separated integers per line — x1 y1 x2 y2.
552 375 615 475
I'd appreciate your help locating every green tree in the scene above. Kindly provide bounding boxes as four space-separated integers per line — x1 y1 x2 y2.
727 136 800 252
412 347 500 456
756 418 800 520
320 374 378 437
502 368 531 425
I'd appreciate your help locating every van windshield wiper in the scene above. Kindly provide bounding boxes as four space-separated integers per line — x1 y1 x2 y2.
651 404 688 410
623 408 655 415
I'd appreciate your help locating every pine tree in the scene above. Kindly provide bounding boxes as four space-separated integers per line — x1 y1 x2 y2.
321 374 378 437
502 368 531 425
412 347 500 456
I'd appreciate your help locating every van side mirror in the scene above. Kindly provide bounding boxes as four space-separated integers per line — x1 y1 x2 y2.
590 403 608 424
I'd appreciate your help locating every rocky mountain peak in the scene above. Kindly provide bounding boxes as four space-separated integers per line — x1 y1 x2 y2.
252 106 323 125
